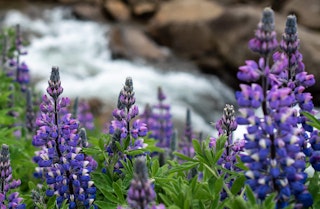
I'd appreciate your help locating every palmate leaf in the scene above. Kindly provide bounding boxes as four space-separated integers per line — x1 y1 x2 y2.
113 180 126 204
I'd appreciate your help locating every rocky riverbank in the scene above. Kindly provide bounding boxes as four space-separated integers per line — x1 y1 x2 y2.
1 0 320 103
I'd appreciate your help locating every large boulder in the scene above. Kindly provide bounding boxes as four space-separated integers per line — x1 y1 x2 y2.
109 26 169 61
103 0 131 21
148 0 224 57
207 6 320 99
148 3 320 99
282 0 320 30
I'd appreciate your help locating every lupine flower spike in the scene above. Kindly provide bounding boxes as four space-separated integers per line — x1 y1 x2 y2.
7 25 30 92
0 144 26 208
151 87 173 149
237 8 313 208
32 67 97 209
180 109 195 158
25 88 35 133
209 104 243 200
72 99 95 130
106 77 148 173
118 157 165 209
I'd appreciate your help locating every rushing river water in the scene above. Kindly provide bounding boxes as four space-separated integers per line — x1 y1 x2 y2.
2 7 238 136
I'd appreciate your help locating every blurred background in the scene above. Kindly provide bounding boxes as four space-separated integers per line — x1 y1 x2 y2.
0 0 319 137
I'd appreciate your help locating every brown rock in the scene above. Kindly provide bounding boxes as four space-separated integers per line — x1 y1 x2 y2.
209 6 263 70
109 25 169 61
128 0 158 16
282 0 320 30
104 0 130 21
298 29 320 100
57 0 100 4
72 3 104 21
148 0 224 57
200 5 320 100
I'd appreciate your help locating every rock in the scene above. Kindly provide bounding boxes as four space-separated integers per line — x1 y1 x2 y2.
128 0 158 17
200 5 320 99
148 0 224 57
282 0 320 30
57 0 100 4
72 3 104 21
103 0 130 21
297 28 320 98
208 6 263 72
109 25 169 61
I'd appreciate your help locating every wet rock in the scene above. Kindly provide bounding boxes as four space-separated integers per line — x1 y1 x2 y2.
282 0 320 30
103 0 130 21
148 0 224 57
109 25 169 61
72 3 104 21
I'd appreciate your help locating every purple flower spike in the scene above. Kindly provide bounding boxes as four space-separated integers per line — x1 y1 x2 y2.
25 88 35 133
238 8 315 208
237 60 261 82
2 25 30 92
106 77 149 173
216 104 237 136
210 104 243 200
248 7 278 56
0 144 26 209
179 109 195 158
47 67 63 100
76 100 95 130
32 67 97 208
140 87 173 149
125 157 165 209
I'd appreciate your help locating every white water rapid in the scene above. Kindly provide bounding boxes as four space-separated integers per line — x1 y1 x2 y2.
2 7 238 137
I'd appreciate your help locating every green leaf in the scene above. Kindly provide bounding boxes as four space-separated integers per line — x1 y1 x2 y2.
168 161 198 174
192 139 202 155
263 193 277 209
230 175 245 195
115 141 124 152
214 177 224 197
47 195 57 209
173 151 197 162
94 201 117 209
168 205 181 209
302 111 320 130
159 193 172 206
113 181 125 203
245 185 256 205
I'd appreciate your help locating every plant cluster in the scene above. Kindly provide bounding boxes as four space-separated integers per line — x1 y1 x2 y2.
1 7 320 209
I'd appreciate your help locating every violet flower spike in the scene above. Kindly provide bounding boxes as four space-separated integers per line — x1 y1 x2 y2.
32 67 97 209
148 87 173 149
238 8 313 208
125 157 165 209
26 88 35 133
210 104 242 200
248 7 278 56
0 144 26 209
180 108 194 158
106 77 148 173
